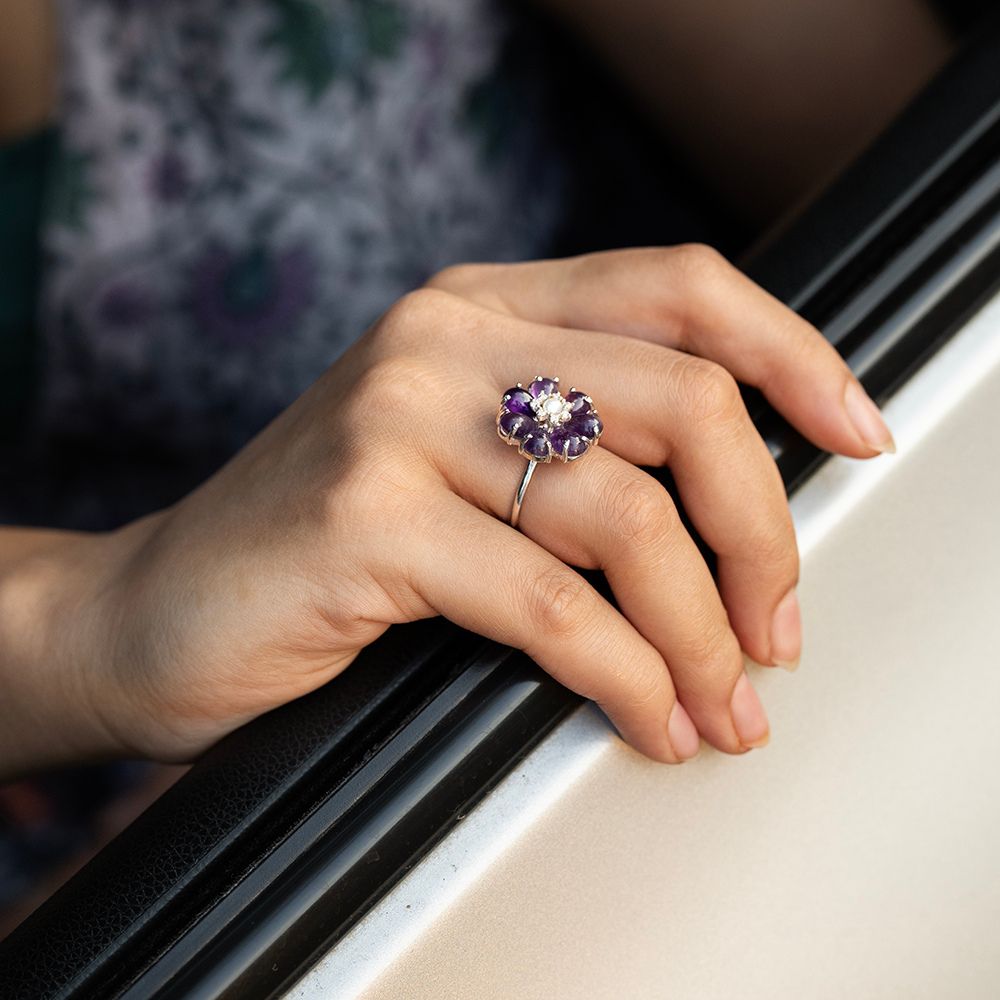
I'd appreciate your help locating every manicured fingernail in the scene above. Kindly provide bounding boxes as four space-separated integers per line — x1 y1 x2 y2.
667 702 701 761
844 381 896 454
771 588 801 671
730 673 770 749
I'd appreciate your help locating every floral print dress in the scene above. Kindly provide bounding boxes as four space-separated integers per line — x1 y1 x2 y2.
1 0 568 924
11 0 568 529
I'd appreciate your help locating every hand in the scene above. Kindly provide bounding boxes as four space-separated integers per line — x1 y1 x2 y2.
73 246 893 765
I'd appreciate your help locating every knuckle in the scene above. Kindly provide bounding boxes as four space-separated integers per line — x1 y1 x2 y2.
613 660 667 715
683 628 745 706
374 287 456 351
750 521 799 580
605 472 678 550
426 262 494 294
674 357 744 425
526 566 591 641
735 471 799 578
671 242 728 281
566 250 608 285
777 321 815 365
355 354 437 414
755 516 797 564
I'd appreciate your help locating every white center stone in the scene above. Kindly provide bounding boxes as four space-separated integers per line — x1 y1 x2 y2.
532 391 572 427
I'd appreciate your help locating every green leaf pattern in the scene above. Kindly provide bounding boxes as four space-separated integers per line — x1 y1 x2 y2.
47 145 98 232
263 0 408 101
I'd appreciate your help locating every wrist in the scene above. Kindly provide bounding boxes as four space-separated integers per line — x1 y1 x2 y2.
0 522 152 777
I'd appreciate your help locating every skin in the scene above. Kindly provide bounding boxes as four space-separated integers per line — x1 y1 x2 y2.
0 247 894 778
0 1 937 778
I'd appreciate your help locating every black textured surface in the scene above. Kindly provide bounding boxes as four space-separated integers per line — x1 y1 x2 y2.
4 17 1000 1000
134 653 577 999
0 619 475 998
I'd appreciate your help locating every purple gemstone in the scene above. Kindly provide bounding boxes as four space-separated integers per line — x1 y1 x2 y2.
549 429 589 460
568 413 603 439
502 388 533 415
498 410 536 440
521 433 551 461
528 377 557 398
565 390 591 415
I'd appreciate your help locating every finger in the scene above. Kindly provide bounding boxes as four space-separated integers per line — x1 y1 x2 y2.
467 325 800 670
429 247 895 458
608 349 801 671
407 490 702 764
442 429 768 754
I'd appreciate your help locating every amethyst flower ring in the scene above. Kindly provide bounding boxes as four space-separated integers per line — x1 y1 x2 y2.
497 376 604 527
496 376 603 463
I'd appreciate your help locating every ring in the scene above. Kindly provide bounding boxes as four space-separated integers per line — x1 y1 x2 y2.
496 375 604 528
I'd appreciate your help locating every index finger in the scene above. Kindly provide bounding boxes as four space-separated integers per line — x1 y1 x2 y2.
429 247 895 459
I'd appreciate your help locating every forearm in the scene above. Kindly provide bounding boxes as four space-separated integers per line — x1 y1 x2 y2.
537 0 954 222
0 526 129 779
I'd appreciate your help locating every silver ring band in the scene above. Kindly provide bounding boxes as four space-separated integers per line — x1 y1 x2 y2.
509 459 539 530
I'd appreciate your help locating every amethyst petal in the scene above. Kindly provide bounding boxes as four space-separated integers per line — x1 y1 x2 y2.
528 377 558 398
549 428 589 460
498 411 537 440
520 433 551 461
502 388 534 415
568 413 603 440
565 390 592 415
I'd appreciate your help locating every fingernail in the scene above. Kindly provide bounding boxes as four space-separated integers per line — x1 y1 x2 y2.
844 381 896 454
730 673 770 749
667 702 701 761
770 588 801 671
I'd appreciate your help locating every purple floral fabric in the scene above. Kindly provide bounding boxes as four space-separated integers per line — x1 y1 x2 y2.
34 0 567 510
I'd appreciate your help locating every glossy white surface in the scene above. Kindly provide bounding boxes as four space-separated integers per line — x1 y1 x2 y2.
287 292 1000 1000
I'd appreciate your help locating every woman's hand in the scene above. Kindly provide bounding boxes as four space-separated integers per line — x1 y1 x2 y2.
32 246 893 769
